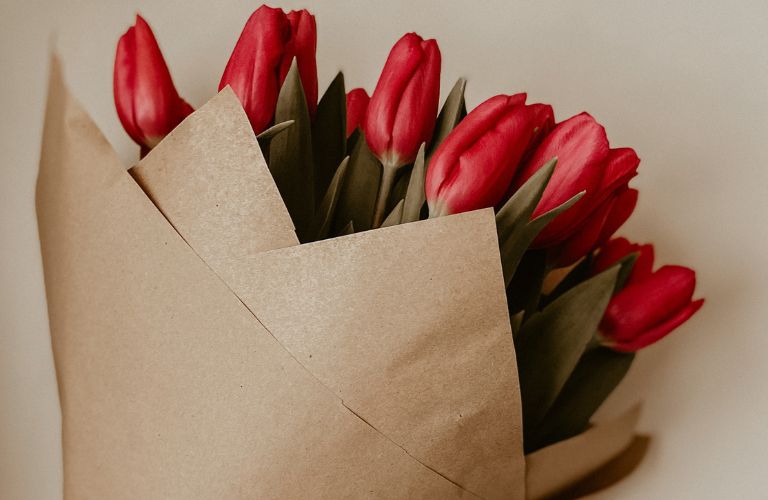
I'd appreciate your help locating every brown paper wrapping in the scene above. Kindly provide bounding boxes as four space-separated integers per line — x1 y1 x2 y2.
131 89 524 499
37 58 642 499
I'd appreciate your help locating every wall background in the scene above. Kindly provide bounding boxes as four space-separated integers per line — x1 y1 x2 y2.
1 1 767 498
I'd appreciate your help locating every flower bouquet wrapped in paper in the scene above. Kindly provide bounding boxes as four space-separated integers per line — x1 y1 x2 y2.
36 6 703 499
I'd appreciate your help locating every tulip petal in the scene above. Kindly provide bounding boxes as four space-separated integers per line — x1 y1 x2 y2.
390 38 441 165
602 265 698 343
114 26 140 143
611 298 704 352
597 148 640 199
593 237 633 274
597 188 638 243
346 88 370 137
549 186 637 268
132 15 182 145
551 196 618 268
285 10 318 117
631 244 655 281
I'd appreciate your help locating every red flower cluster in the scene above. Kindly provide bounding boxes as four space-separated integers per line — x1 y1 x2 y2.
112 7 702 352
427 108 639 268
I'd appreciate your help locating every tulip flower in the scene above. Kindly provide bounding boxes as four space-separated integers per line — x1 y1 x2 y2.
364 33 441 168
593 238 704 352
114 14 193 153
512 114 640 249
280 9 318 117
425 94 554 217
219 6 291 134
549 187 638 267
346 88 370 137
364 33 441 227
219 6 318 134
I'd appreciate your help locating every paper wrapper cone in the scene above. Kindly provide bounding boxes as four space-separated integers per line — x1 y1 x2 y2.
36 58 643 499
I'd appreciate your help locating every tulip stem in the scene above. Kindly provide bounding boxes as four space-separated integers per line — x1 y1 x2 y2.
372 163 400 229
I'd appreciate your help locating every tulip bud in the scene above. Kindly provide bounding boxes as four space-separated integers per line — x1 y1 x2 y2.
345 88 370 137
425 94 554 217
364 33 441 168
219 5 292 134
281 9 318 117
512 114 639 248
592 239 704 352
114 14 193 152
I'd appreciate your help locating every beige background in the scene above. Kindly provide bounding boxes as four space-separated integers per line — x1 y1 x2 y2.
1 0 767 498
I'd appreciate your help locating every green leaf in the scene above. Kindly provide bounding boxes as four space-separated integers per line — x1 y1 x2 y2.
429 78 466 154
269 59 315 242
256 120 295 141
312 72 346 204
527 347 635 452
401 143 427 223
381 199 404 227
388 167 411 214
512 191 582 270
332 131 381 233
313 157 349 241
496 158 557 284
346 128 361 154
495 158 584 286
507 250 548 321
545 252 637 307
516 264 620 437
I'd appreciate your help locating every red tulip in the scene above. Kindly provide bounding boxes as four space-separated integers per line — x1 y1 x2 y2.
549 187 638 267
512 114 640 249
219 6 290 134
593 239 704 352
425 94 554 217
114 14 193 152
346 88 370 137
219 6 318 134
280 9 318 117
364 33 441 168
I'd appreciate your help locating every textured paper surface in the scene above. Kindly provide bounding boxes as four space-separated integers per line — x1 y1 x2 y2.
37 58 483 500
131 89 524 500
525 405 642 499
130 88 299 272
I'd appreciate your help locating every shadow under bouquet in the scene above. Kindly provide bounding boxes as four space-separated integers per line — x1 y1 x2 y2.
36 6 703 499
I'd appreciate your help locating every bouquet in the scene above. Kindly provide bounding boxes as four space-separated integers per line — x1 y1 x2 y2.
36 6 703 499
